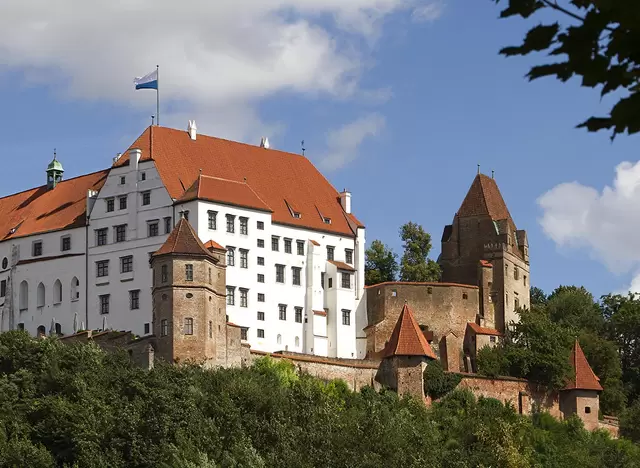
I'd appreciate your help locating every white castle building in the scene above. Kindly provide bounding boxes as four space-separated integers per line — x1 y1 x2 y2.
0 123 367 358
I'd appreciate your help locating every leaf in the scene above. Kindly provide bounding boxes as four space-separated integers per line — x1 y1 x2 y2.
526 62 573 81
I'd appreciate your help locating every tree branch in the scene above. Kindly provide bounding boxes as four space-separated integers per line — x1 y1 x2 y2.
540 0 616 32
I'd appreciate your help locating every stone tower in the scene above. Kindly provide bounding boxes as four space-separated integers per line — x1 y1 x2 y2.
438 173 530 332
151 217 242 366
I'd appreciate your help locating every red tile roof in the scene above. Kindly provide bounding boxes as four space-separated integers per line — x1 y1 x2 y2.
0 170 108 241
382 303 437 359
327 260 356 272
565 340 603 392
204 239 226 251
313 310 327 316
154 218 215 259
458 174 513 221
467 322 502 336
178 174 272 212
479 260 493 268
116 126 364 236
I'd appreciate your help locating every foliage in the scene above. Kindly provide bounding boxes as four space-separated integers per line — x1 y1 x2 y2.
620 400 640 443
398 221 441 282
364 240 398 286
530 286 547 307
493 0 640 138
423 360 462 400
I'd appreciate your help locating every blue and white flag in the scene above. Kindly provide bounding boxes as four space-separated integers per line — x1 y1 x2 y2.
134 69 158 90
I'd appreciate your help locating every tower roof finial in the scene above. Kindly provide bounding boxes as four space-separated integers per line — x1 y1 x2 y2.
477 164 480 175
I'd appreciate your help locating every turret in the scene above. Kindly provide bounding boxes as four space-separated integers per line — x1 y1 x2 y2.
46 150 64 190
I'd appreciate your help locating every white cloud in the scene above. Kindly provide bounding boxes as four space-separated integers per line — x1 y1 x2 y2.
411 1 445 22
0 0 433 141
319 113 386 170
538 160 640 292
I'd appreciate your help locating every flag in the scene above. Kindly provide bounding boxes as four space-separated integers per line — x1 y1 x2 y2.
134 69 158 90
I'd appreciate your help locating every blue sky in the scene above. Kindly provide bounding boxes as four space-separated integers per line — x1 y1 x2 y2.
1 1 639 299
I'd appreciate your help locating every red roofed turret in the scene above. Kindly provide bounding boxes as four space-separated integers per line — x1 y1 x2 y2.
382 302 436 359
565 339 603 392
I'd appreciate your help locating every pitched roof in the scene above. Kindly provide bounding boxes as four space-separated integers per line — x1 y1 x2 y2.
467 322 502 336
565 340 603 392
382 303 437 359
327 260 356 272
116 126 364 236
204 239 226 251
0 169 108 241
457 173 513 221
178 174 272 212
154 218 215 259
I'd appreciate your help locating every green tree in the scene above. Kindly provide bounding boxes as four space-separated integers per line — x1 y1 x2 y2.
364 240 398 285
530 286 547 307
423 360 462 400
398 221 441 282
546 285 604 334
493 0 640 138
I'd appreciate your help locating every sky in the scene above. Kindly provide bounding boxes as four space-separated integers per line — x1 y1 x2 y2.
0 0 639 300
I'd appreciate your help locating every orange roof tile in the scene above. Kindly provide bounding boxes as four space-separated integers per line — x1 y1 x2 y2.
327 260 355 271
204 239 226 251
154 218 215 259
458 173 513 221
310 239 320 246
467 322 502 336
479 260 493 268
0 170 108 241
116 126 364 236
178 174 272 212
382 303 437 359
313 309 327 316
565 340 603 392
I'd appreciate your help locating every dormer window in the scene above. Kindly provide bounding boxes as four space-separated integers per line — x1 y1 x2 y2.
323 217 331 224
285 200 301 219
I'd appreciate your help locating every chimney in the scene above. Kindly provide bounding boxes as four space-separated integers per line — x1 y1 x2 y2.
260 136 270 149
339 189 352 214
128 148 142 171
188 120 197 140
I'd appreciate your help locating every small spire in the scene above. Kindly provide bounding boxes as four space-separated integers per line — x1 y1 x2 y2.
491 170 495 179
301 140 306 156
151 115 155 126
53 148 57 160
477 164 480 175
179 209 185 219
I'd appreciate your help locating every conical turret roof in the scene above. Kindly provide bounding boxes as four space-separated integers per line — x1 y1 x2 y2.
564 339 603 391
382 302 436 359
457 173 512 221
153 217 215 259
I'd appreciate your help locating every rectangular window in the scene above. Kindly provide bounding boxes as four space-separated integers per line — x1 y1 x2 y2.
257 274 265 283
96 228 108 246
183 210 189 221
96 260 109 277
164 217 172 234
257 311 265 321
297 240 304 256
115 224 127 243
119 195 127 210
161 264 168 283
226 214 235 233
345 249 353 264
490 336 496 343
184 318 193 335
141 172 146 181
284 238 292 254
240 288 248 307
129 290 140 310
209 321 213 339
0 280 6 297
279 304 287 321
120 176 126 185
106 198 114 212
240 249 248 268
257 256 265 266
292 267 301 286
121 255 133 273
227 247 235 266
142 191 151 206
257 221 264 230
342 309 351 326
185 264 193 281
524 275 527 286
326 246 335 261
341 272 351 289
514 267 519 281
99 294 110 314
33 241 42 257
295 307 303 323
61 236 71 252
144 323 150 334
321 272 325 289
240 328 248 341
240 217 248 235
227 286 235 305
257 329 265 338
272 236 279 251
514 297 520 311
148 221 159 237
275 264 285 283
161 319 168 337
257 239 265 248
208 211 217 230
328 277 333 288
258 293 265 302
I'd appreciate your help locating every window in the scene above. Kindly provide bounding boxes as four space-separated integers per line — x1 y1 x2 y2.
257 256 265 266
257 329 265 338
37 283 45 308
463 293 468 300
208 321 213 339
119 195 127 210
115 224 127 242
240 217 248 235
277 334 282 345
321 272 325 289
275 264 285 283
226 286 235 305
207 211 217 230
292 267 301 286
271 236 281 251
255 240 263 250
141 172 146 181
96 260 109 277
279 304 287 321
345 249 353 264
99 294 110 314
240 249 248 268
164 217 172 234
121 255 133 273
148 221 159 237
161 264 168 283
240 328 248 340
514 297 520 311
506 293 509 306
1 258 6 269
33 241 42 257
585 406 591 414
523 275 527 286
184 318 194 335
120 176 126 185
185 264 193 281
61 236 71 252
53 279 62 304
326 246 334 260
514 267 519 280
342 309 351 326
297 240 304 256
142 191 151 206
257 221 264 230
240 288 248 307
257 273 265 283
328 277 333 288
257 311 265 321
226 247 235 266
71 277 79 301
183 210 189 221
490 336 497 343
0 280 5 297
96 228 108 246
161 319 168 337
284 238 292 254
226 214 235 233
295 336 300 348
17 323 24 331
295 307 303 323
130 290 140 310
258 293 265 302
106 198 114 212
341 272 351 289
19 281 28 311
144 323 150 334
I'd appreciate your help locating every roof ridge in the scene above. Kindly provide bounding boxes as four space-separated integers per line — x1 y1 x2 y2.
0 168 109 202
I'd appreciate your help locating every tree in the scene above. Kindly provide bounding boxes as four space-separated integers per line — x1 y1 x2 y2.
364 240 398 285
493 0 640 138
399 222 441 282
530 286 547 307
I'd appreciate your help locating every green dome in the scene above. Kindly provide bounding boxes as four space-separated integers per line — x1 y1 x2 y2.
46 157 64 173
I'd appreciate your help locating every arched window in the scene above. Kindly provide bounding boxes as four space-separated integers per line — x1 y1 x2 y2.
53 279 62 304
295 336 300 348
71 277 79 301
36 325 46 337
277 334 282 345
37 282 45 308
19 281 29 311
55 323 62 335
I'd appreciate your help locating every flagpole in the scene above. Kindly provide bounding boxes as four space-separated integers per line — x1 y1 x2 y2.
156 65 160 126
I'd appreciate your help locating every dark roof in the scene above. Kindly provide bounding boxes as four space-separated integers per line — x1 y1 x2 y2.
154 218 215 259
457 173 513 221
382 303 437 359
565 340 603 392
